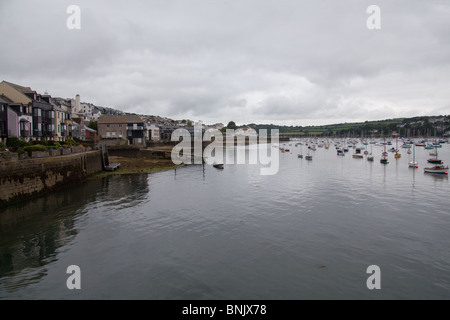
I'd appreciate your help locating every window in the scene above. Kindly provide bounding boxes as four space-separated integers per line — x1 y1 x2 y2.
38 123 42 131
118 124 123 128
106 124 110 128
106 132 111 137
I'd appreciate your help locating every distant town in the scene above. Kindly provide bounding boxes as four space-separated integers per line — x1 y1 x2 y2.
1 80 449 151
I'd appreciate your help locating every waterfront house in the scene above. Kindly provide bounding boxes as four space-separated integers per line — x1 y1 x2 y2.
0 94 33 141
0 97 9 143
0 81 59 141
32 96 56 141
146 124 160 141
80 122 98 142
98 114 145 146
52 97 74 138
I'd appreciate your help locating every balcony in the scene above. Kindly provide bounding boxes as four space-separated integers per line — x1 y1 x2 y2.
127 125 144 131
34 130 43 137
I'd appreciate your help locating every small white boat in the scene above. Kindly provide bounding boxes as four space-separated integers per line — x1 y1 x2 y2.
213 163 224 169
409 161 418 168
409 145 418 168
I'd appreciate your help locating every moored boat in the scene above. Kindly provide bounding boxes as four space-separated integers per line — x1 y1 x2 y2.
409 144 418 168
424 165 448 174
213 163 224 169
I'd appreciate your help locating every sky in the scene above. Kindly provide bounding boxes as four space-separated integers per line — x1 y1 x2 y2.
1 0 449 126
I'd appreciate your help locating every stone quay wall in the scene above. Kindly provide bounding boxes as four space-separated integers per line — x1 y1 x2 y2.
0 150 103 205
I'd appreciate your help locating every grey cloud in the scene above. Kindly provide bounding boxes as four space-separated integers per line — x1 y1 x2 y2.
1 0 450 126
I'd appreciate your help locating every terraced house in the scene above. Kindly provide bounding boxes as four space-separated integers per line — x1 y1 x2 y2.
0 80 72 142
0 93 33 142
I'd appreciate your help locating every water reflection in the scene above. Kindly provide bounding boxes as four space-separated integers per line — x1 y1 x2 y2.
424 172 449 181
0 174 149 294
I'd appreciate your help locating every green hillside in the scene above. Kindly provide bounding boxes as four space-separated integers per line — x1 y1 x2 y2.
244 115 450 137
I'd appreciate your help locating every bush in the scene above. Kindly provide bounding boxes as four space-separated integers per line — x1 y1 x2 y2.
64 138 79 146
0 141 7 151
23 144 48 157
46 141 60 150
30 140 49 146
24 145 47 152
6 137 29 148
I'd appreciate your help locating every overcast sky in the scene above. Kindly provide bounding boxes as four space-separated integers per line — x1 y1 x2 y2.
1 0 449 126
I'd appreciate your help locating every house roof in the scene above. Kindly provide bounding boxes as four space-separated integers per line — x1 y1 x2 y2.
0 95 13 104
98 114 143 124
52 105 65 112
3 81 35 94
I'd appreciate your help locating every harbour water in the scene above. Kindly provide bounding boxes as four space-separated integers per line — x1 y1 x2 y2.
1 142 450 299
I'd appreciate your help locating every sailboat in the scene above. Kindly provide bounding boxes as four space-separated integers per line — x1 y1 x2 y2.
298 144 303 159
394 137 401 159
427 131 442 164
380 137 389 164
409 144 418 168
352 147 364 158
424 164 448 174
367 143 374 162
305 148 313 160
427 149 443 164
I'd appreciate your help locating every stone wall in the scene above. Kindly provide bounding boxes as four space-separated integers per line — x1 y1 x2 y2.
108 148 170 159
0 150 103 205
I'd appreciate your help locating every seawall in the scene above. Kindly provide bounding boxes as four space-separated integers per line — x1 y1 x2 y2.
0 150 103 205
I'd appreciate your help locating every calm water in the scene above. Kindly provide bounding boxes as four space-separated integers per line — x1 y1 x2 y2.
1 142 450 299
